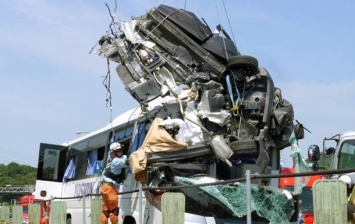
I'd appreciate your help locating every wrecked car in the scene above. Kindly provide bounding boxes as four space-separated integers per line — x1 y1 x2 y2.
97 4 298 223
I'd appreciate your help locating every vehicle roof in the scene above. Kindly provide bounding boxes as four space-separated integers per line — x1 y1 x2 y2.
62 107 142 146
340 131 355 139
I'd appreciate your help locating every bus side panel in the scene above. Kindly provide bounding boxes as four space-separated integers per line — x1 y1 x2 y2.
120 173 218 224
62 177 102 223
34 180 63 201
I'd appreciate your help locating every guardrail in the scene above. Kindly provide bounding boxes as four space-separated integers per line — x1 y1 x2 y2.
0 185 35 194
3 169 354 224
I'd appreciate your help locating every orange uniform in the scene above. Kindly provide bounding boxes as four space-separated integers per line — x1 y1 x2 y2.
100 142 128 224
100 182 119 224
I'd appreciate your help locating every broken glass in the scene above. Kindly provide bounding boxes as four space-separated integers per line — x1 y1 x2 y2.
175 176 295 224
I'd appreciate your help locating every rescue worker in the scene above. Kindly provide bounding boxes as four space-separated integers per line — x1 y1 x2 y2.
100 142 128 224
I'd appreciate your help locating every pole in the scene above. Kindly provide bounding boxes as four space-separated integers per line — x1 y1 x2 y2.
246 170 251 224
139 182 143 224
49 196 53 224
82 186 86 224
293 153 301 192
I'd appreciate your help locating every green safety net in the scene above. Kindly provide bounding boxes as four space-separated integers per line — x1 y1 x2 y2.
175 176 295 224
171 130 314 223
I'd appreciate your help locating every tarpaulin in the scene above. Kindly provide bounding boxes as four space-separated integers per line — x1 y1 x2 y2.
128 117 187 184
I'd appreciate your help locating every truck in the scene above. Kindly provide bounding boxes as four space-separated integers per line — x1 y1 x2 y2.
17 194 49 224
18 194 36 224
279 167 323 224
308 131 355 222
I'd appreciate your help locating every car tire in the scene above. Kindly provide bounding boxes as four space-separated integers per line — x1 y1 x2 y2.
229 140 259 155
227 55 259 75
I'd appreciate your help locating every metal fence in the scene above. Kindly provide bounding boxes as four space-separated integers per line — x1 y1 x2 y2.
1 168 355 224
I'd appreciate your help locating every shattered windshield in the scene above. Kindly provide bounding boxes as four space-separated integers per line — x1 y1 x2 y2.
175 176 294 224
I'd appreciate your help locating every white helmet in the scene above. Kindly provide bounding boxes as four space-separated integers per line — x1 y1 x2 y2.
110 142 122 151
339 175 352 187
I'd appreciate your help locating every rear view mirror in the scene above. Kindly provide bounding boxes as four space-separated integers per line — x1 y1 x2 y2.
325 147 335 157
294 123 304 140
308 145 320 162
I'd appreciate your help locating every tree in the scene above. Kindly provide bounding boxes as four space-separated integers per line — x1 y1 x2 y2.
0 162 36 203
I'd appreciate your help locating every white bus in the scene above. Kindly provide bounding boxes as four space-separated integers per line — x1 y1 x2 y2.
34 107 141 224
34 105 299 224
34 4 301 224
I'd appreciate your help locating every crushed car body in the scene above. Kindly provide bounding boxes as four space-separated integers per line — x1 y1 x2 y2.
97 4 298 223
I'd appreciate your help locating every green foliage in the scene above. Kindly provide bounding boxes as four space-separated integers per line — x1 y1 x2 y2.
0 162 36 203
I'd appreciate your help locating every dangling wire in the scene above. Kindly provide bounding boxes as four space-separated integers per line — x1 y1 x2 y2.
221 0 239 54
89 0 120 55
105 2 119 37
103 58 112 108
103 58 114 126
213 0 229 61
101 0 120 140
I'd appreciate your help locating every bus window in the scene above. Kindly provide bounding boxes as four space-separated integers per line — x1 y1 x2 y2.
86 146 105 175
66 140 89 180
74 152 88 179
63 156 76 182
63 151 86 180
88 133 109 150
37 143 65 181
112 127 134 142
71 141 88 151
85 133 108 175
63 133 110 180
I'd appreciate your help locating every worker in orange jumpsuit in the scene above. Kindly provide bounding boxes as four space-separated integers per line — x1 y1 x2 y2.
100 142 128 224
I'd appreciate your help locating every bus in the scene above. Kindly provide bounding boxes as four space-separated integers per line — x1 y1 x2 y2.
34 108 141 224
34 105 301 224
34 4 301 224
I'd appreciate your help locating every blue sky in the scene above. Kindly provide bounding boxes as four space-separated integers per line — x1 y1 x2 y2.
1 0 355 168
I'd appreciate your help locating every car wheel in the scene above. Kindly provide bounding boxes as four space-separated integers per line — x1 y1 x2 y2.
229 139 258 155
227 55 259 76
